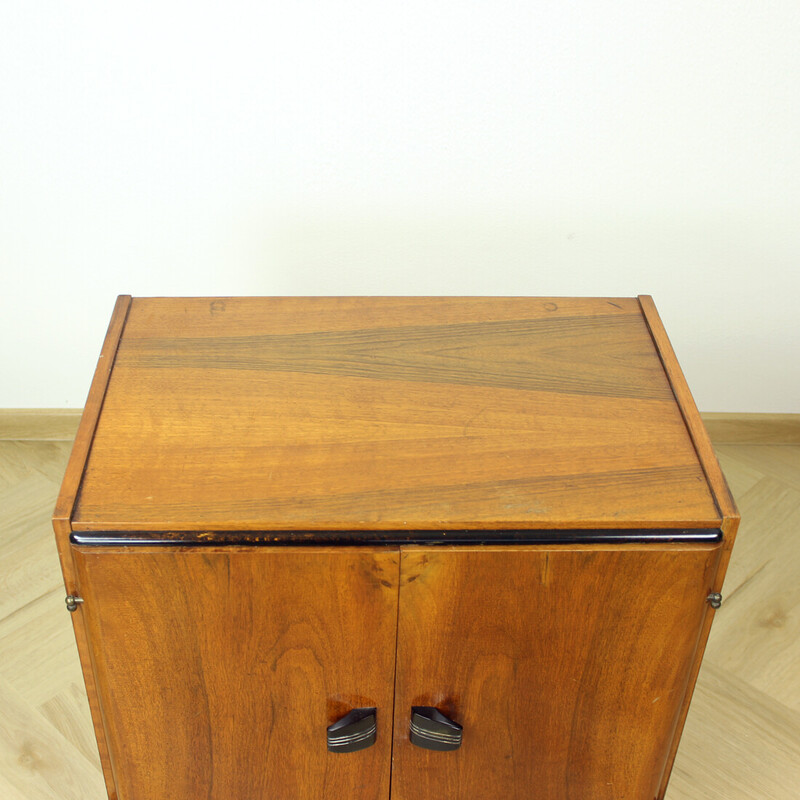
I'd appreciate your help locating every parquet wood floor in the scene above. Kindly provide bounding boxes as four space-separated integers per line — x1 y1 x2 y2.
0 437 797 798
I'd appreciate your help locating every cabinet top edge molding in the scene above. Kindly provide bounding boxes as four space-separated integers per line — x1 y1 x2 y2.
57 295 737 537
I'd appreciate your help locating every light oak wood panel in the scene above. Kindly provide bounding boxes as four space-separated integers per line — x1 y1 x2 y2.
0 410 82 442
666 662 800 800
0 443 72 647
700 413 800 445
0 440 107 800
72 547 399 800
703 477 800 712
714 447 770 499
715 444 800 493
40 683 105 770
0 589 82 708
0 675 107 800
391 544 721 800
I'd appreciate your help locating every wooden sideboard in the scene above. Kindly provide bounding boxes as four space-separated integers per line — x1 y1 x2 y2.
54 296 738 800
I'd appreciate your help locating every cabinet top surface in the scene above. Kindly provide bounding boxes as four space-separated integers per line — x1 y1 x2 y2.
69 296 722 533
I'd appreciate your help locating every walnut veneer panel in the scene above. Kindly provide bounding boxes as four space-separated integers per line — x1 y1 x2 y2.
391 544 722 800
71 297 719 532
72 546 399 800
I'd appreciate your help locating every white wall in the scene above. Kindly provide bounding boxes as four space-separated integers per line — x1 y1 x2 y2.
1 1 798 411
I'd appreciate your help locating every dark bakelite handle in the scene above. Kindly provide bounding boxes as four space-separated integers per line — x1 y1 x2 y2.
327 707 377 753
409 706 463 751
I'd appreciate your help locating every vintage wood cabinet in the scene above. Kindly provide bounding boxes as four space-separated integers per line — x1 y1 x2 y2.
54 296 739 800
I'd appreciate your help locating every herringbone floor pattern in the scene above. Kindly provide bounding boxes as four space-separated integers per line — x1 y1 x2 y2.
1 438 798 798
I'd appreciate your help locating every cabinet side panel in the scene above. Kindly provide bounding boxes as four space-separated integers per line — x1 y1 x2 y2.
72 547 399 800
391 544 721 800
638 295 741 796
52 294 131 800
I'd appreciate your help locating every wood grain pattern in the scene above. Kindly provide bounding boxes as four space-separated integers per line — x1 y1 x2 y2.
391 544 722 800
71 546 399 800
119 296 645 338
6 441 793 800
115 315 672 399
52 295 131 535
14 408 800 445
52 294 130 800
638 296 739 533
637 295 741 798
48 296 739 800
70 296 719 532
0 410 82 441
700 413 800 445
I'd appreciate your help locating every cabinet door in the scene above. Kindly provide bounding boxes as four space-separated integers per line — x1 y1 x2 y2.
72 546 399 800
391 545 721 800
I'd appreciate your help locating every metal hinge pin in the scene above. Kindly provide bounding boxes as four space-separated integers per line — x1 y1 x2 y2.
65 595 84 612
707 592 722 609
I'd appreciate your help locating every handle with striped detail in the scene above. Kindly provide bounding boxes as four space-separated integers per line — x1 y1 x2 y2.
327 707 377 753
409 706 463 751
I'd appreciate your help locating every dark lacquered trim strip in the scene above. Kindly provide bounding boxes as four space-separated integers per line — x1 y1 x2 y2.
69 528 722 547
